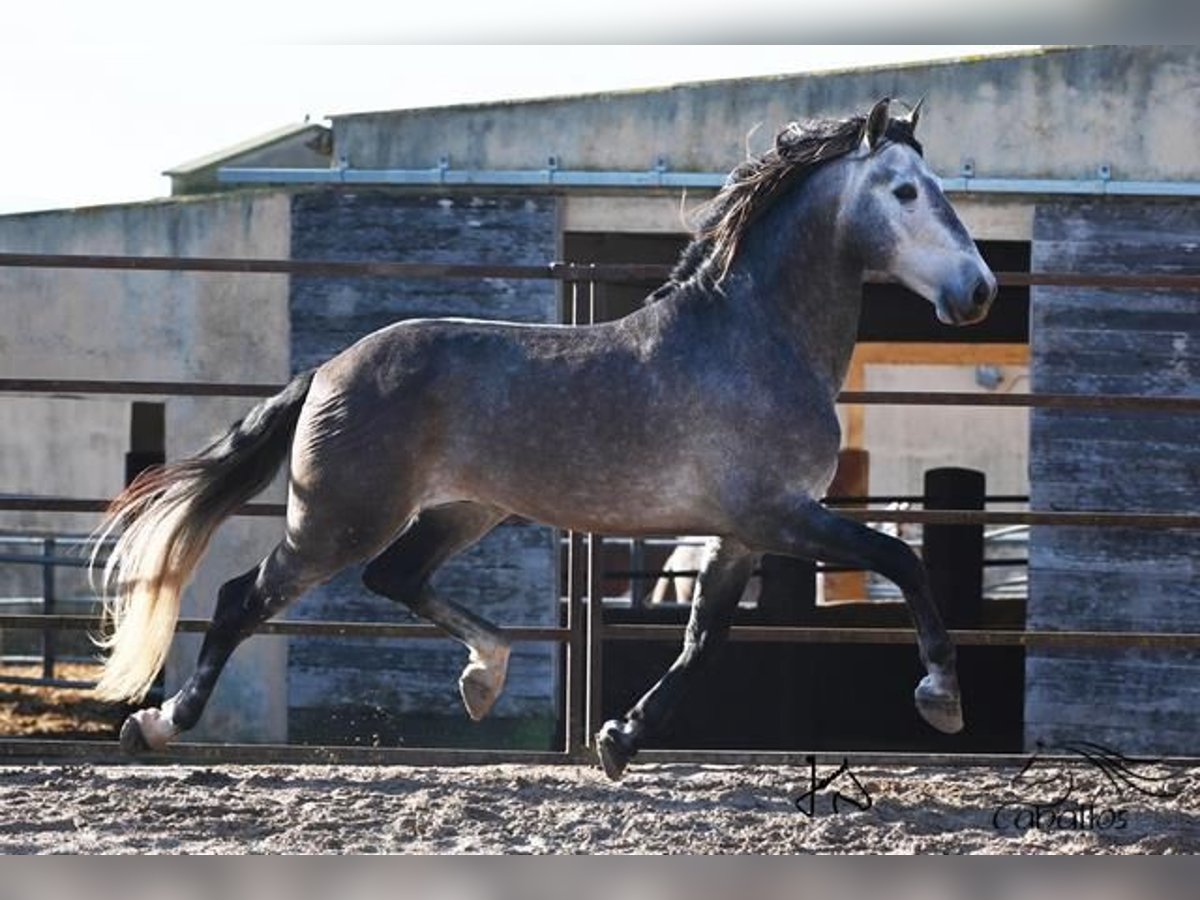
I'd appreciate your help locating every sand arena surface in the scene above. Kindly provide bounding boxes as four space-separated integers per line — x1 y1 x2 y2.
1 664 1196 854
0 759 1196 854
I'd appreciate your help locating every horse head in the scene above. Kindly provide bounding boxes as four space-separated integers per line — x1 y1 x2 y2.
840 97 998 325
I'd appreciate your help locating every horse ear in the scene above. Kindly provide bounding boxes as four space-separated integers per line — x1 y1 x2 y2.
861 98 891 151
906 96 924 131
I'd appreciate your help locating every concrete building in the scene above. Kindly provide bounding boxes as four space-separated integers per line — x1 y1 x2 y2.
1 45 1196 752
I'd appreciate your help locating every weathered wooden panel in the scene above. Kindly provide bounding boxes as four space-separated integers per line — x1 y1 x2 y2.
286 191 561 745
290 191 559 372
1026 652 1200 751
1027 199 1200 755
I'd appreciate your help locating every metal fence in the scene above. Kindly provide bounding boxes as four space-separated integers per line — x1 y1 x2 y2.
1 252 1198 766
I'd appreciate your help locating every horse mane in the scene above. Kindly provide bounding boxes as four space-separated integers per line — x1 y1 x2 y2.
648 109 923 302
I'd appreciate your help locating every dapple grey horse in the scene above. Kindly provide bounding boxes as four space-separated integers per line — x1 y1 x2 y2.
91 98 996 779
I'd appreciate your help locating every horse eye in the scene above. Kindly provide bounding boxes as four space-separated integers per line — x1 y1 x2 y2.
893 183 918 202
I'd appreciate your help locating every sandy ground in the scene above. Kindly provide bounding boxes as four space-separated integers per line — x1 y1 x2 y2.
0 759 1196 854
2 664 1196 854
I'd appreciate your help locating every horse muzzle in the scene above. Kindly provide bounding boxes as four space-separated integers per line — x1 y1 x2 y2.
936 270 998 326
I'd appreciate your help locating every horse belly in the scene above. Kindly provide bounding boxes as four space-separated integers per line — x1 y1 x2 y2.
507 486 721 537
449 440 721 536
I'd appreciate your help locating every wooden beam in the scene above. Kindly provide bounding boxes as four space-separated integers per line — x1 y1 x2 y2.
851 342 1029 367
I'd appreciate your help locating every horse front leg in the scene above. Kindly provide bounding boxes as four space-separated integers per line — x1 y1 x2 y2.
742 495 963 735
595 537 754 780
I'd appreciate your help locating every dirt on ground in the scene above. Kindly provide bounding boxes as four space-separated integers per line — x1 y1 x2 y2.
1 664 1196 854
0 759 1195 854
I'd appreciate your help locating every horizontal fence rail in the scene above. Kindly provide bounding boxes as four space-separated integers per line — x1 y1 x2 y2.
605 624 1200 651
1 494 1196 528
0 495 285 516
0 614 569 643
0 739 574 767
5 613 1197 651
0 253 645 283
4 251 1200 290
3 378 1199 414
0 736 1197 769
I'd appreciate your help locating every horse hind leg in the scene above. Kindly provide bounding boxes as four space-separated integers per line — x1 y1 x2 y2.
361 502 511 722
119 535 354 752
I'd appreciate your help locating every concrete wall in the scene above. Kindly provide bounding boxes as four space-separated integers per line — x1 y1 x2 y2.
0 192 292 741
333 47 1200 183
863 364 1030 499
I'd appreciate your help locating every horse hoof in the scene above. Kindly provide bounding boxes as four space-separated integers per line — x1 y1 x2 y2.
595 719 636 781
459 644 510 722
119 715 151 754
120 707 178 752
915 676 964 734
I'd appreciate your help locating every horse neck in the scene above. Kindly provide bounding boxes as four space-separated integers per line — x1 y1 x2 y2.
720 208 865 396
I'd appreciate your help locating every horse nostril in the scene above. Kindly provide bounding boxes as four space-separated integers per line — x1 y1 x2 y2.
972 277 995 309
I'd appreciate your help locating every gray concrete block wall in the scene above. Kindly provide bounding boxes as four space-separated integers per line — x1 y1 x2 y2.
1026 199 1200 755
286 190 562 746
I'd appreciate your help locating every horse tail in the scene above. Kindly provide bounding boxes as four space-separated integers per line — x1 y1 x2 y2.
91 370 316 702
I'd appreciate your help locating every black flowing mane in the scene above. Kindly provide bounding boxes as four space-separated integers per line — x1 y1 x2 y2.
649 109 922 302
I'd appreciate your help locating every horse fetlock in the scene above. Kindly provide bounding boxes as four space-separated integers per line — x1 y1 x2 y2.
914 674 964 734
458 642 510 721
595 718 639 781
120 706 180 753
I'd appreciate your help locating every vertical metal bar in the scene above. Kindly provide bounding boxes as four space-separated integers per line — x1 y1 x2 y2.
584 279 605 748
586 530 605 747
42 537 56 681
630 537 646 607
563 280 588 758
566 531 587 757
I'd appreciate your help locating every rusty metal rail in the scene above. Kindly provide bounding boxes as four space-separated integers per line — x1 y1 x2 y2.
0 613 568 644
0 252 655 283
5 613 1196 651
0 738 574 767
1 494 1194 529
1 736 1198 769
0 379 281 397
4 251 1200 290
605 624 1200 650
0 495 284 516
4 379 1199 415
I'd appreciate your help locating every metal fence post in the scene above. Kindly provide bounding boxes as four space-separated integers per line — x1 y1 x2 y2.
565 530 587 758
41 537 56 680
585 531 604 748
